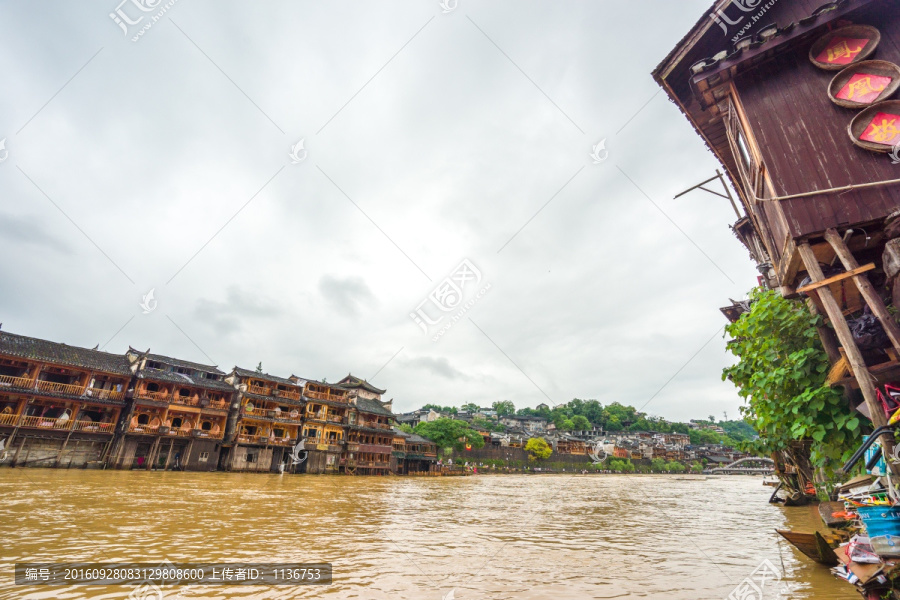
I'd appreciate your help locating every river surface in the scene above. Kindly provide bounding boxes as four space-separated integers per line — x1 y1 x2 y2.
0 470 855 599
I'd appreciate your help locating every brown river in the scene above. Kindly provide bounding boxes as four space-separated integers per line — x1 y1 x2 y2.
0 470 854 599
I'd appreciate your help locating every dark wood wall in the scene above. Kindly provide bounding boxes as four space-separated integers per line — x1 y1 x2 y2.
737 3 900 239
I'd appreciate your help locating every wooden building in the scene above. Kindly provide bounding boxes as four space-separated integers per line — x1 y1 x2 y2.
655 0 900 463
0 331 130 468
221 367 303 472
345 396 395 475
291 377 351 474
391 428 438 475
110 351 234 471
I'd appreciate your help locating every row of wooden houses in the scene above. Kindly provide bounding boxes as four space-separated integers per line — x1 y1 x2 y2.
0 329 437 475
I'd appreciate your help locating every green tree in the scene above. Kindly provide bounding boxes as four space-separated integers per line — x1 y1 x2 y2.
723 288 863 471
650 458 667 472
461 403 480 413
560 419 575 431
665 461 686 473
691 461 704 473
571 415 590 431
414 418 485 456
525 437 553 461
493 400 516 416
397 423 414 434
621 460 635 473
255 362 263 374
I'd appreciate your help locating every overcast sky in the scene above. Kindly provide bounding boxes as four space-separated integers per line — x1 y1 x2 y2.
0 1 760 422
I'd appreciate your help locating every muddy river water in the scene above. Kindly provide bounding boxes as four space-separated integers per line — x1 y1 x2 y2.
0 470 855 599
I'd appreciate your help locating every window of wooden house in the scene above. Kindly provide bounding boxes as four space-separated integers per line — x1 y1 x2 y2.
246 453 257 463
201 421 212 431
178 388 190 397
137 413 150 425
171 417 183 428
147 382 160 393
244 425 258 436
273 428 285 438
198 452 209 462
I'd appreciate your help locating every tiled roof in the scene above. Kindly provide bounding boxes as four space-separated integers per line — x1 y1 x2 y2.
138 368 235 392
232 366 298 387
356 396 394 418
338 374 386 395
139 351 225 374
0 331 131 375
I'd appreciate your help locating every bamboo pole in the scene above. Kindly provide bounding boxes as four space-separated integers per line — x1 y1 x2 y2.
798 243 898 474
824 228 900 356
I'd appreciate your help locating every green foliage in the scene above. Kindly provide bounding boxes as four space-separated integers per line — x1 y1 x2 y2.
525 437 553 460
650 458 667 472
397 423 414 434
472 417 506 432
723 288 863 472
688 428 739 447
492 400 516 416
571 415 591 430
414 418 484 455
664 461 686 473
255 362 263 374
461 403 480 413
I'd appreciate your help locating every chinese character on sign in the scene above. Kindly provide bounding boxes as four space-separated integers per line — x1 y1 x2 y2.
861 112 900 145
25 568 37 581
816 37 867 65
837 74 891 103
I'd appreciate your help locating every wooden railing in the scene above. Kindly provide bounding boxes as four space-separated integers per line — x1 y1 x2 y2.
273 411 303 423
71 420 115 433
129 424 160 434
135 390 170 401
204 399 229 410
304 390 348 402
0 413 18 426
85 387 124 401
277 389 301 400
171 395 200 406
248 385 271 396
36 380 83 395
0 375 34 389
192 429 224 439
20 415 72 430
326 415 344 424
358 421 392 430
305 411 327 421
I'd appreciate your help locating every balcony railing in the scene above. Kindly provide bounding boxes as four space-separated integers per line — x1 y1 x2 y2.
20 415 73 430
326 415 344 424
304 390 348 402
36 380 83 395
71 420 115 433
84 387 124 402
248 385 271 396
0 413 18 426
277 389 301 400
171 395 200 407
358 421 392 430
135 390 170 401
129 424 160 434
203 399 229 410
0 375 34 389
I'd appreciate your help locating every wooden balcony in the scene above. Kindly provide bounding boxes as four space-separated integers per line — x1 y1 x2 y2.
304 390 348 403
0 375 34 389
36 380 83 396
190 429 224 440
135 390 170 401
0 413 19 426
203 399 229 410
171 396 200 407
248 384 272 396
129 424 160 434
20 415 72 430
71 420 115 434
277 389 301 401
326 415 344 424
85 387 124 402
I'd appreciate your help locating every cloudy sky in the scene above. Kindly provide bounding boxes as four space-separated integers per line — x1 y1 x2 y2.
0 1 760 421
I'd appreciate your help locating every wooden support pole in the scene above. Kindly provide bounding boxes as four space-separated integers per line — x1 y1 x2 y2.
806 298 842 365
824 228 900 356
798 243 898 473
163 439 175 471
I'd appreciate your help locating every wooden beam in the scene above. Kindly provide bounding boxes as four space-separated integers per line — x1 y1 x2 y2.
798 243 896 472
824 228 900 356
796 263 876 294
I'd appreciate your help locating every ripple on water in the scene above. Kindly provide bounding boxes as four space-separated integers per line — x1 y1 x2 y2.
0 471 855 599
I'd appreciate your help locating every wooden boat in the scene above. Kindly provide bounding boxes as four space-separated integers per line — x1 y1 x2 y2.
776 529 840 566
